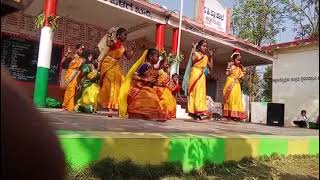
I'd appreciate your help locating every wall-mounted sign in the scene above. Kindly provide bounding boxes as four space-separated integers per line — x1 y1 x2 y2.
97 0 167 24
203 0 227 33
110 0 151 17
273 76 319 84
99 0 152 18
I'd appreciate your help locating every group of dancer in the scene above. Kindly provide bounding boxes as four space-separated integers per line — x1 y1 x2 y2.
61 27 247 122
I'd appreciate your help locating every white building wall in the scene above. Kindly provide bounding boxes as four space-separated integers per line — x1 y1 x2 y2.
272 44 319 126
251 102 268 124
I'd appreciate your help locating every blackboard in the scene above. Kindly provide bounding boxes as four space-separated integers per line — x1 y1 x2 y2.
1 33 63 84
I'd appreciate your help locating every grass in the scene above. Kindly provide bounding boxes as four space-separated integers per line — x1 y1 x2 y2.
65 154 319 180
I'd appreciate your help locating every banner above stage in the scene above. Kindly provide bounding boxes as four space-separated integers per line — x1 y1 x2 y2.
203 0 228 33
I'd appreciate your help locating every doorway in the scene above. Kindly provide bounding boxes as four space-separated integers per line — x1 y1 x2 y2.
206 79 217 101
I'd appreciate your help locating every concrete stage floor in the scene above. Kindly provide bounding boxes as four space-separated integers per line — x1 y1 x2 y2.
40 109 319 136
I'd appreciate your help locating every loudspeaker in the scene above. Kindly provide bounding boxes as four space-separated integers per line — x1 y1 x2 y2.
267 103 285 127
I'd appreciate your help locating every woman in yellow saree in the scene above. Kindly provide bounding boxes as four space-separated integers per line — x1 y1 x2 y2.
187 40 214 121
223 48 247 121
62 44 85 111
74 53 100 113
98 28 134 115
154 59 177 119
119 49 166 121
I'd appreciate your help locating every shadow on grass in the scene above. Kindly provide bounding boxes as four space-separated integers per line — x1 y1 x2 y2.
65 154 319 180
64 157 264 179
278 174 319 180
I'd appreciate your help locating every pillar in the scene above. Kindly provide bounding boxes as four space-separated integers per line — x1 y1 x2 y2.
171 28 179 54
33 0 57 107
155 24 166 51
225 8 232 35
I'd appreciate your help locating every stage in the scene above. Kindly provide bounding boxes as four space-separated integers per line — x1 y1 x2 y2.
40 108 319 171
43 109 318 136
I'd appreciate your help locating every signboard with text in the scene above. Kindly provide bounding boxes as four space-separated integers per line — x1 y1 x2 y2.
203 0 227 33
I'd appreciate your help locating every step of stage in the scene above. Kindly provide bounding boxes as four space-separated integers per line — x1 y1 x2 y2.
39 106 192 119
176 105 191 119
39 108 118 116
58 130 319 172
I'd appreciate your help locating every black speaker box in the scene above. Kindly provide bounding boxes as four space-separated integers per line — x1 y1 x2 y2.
267 103 285 127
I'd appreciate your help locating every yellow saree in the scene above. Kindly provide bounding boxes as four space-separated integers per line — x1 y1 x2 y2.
98 44 125 110
74 64 100 113
62 55 84 111
223 65 247 120
187 52 208 115
154 69 176 119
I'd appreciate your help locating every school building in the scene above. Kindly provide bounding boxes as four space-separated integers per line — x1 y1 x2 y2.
1 0 273 106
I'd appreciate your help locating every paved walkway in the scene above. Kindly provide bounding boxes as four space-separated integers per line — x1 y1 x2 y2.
40 108 319 136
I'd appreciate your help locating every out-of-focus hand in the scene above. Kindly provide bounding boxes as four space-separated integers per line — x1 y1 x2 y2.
208 49 214 57
192 42 197 49
1 69 65 180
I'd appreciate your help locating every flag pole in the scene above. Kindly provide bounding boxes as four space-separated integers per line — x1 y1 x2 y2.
174 0 185 119
176 0 183 75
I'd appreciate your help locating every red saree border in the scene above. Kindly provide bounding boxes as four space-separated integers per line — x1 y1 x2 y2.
192 54 204 66
189 110 209 116
223 110 247 120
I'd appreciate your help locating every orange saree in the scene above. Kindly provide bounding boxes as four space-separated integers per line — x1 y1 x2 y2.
98 43 125 110
127 63 166 120
62 55 84 111
154 69 177 119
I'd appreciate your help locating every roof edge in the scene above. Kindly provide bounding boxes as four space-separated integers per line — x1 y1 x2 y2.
133 0 263 52
262 37 319 51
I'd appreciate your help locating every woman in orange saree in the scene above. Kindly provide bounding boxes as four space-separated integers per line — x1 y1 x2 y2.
125 49 166 121
186 40 214 121
223 48 247 121
154 59 177 119
98 28 134 115
62 43 85 111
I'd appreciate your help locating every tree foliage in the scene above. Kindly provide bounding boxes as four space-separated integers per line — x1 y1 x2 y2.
232 0 282 102
261 66 272 102
241 66 261 101
233 0 319 41
232 0 285 46
231 0 318 102
281 0 319 39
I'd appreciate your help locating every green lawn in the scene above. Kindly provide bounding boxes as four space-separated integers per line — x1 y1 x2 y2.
66 154 319 180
